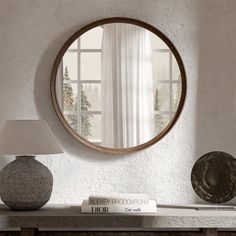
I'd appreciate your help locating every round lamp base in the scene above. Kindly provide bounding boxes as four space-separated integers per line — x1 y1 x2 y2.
3 200 49 211
0 156 53 211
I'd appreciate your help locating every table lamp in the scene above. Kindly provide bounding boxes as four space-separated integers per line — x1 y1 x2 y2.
0 120 63 210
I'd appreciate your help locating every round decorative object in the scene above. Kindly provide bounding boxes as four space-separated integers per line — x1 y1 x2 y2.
191 151 236 203
0 156 53 210
50 17 187 154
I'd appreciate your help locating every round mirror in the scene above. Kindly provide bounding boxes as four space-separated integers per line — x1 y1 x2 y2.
51 18 186 154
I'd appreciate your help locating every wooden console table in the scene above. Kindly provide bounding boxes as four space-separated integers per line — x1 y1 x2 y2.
0 205 235 236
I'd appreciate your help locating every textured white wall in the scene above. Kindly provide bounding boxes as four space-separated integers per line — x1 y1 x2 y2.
0 0 235 205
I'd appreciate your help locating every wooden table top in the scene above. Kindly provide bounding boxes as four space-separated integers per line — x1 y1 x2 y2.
0 204 236 230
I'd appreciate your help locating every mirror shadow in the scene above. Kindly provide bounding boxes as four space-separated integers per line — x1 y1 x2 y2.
0 123 16 174
195 1 236 204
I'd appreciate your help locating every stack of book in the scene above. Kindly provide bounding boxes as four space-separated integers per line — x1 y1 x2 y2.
81 194 157 214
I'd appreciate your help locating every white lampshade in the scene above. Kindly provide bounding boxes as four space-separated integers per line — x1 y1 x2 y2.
0 120 63 155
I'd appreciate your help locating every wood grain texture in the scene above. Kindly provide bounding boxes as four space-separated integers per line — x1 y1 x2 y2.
4 230 236 236
37 231 202 236
20 228 37 236
219 232 236 236
0 232 19 236
203 229 217 236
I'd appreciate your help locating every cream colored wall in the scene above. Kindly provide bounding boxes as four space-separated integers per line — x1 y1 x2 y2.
0 0 235 204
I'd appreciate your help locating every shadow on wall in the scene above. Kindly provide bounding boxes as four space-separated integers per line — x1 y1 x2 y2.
0 156 12 174
195 1 236 203
33 25 133 162
0 123 13 174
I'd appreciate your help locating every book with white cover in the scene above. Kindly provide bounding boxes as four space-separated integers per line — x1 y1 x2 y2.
88 193 149 205
81 200 157 214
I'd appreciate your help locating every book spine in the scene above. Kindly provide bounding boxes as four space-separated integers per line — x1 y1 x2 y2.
88 194 149 205
89 194 149 199
81 201 157 214
88 198 149 205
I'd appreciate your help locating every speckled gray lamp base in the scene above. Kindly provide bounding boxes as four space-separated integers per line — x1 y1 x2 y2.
0 156 53 211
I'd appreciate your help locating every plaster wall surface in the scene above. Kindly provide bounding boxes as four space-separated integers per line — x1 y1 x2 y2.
0 0 235 204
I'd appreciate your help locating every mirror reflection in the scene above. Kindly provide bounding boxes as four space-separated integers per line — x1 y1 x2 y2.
55 23 182 148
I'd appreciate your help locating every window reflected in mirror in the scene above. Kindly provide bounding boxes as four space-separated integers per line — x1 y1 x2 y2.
55 22 183 149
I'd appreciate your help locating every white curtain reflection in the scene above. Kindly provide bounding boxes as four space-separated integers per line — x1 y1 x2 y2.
101 23 154 148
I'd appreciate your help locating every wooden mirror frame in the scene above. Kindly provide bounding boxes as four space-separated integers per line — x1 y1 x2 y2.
50 17 187 154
